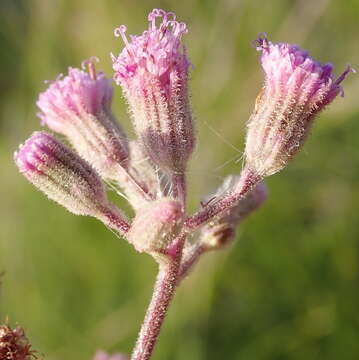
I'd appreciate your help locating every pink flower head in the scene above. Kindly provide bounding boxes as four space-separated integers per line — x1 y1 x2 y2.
37 61 113 129
111 9 195 174
112 9 189 92
245 34 354 177
37 60 129 179
255 35 352 104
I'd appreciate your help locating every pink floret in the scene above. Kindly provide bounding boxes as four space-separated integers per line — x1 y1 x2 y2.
112 9 190 90
37 67 113 130
14 132 54 174
255 34 354 107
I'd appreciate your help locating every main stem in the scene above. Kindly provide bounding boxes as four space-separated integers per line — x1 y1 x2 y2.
131 237 184 360
131 167 260 359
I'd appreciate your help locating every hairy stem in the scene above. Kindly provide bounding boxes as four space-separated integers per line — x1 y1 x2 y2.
101 206 130 234
184 166 261 230
131 236 185 360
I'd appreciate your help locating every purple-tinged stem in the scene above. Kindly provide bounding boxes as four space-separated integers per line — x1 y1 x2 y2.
184 166 262 230
131 236 185 360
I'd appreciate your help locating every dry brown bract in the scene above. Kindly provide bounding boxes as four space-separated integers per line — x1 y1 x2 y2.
0 325 36 360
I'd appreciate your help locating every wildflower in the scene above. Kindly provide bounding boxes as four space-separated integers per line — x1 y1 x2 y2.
37 60 129 180
112 9 195 177
14 131 129 234
13 9 354 360
185 35 353 230
245 34 354 177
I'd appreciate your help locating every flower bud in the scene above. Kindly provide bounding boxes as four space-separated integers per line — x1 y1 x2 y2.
14 131 129 233
127 198 183 255
0 324 35 360
245 35 354 177
37 61 129 180
112 9 195 174
200 177 267 249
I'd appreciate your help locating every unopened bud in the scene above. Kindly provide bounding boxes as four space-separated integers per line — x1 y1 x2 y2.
245 34 354 177
112 9 195 174
0 323 35 360
14 131 129 233
37 63 129 180
127 198 183 256
200 177 267 249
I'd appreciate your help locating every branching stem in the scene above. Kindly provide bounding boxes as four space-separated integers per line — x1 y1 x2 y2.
184 166 261 230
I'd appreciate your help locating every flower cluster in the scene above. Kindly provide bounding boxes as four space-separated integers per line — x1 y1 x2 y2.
14 8 352 360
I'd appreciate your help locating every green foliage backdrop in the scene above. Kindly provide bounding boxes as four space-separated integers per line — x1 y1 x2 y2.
1 0 359 359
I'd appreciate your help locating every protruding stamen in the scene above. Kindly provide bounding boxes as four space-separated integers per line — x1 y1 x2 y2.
148 8 166 30
177 22 188 36
164 20 187 38
179 22 188 35
81 56 100 80
165 12 176 22
334 65 355 97
253 32 269 51
114 25 130 47
335 65 356 86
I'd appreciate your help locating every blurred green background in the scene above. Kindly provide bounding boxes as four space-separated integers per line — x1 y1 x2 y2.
1 0 359 359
